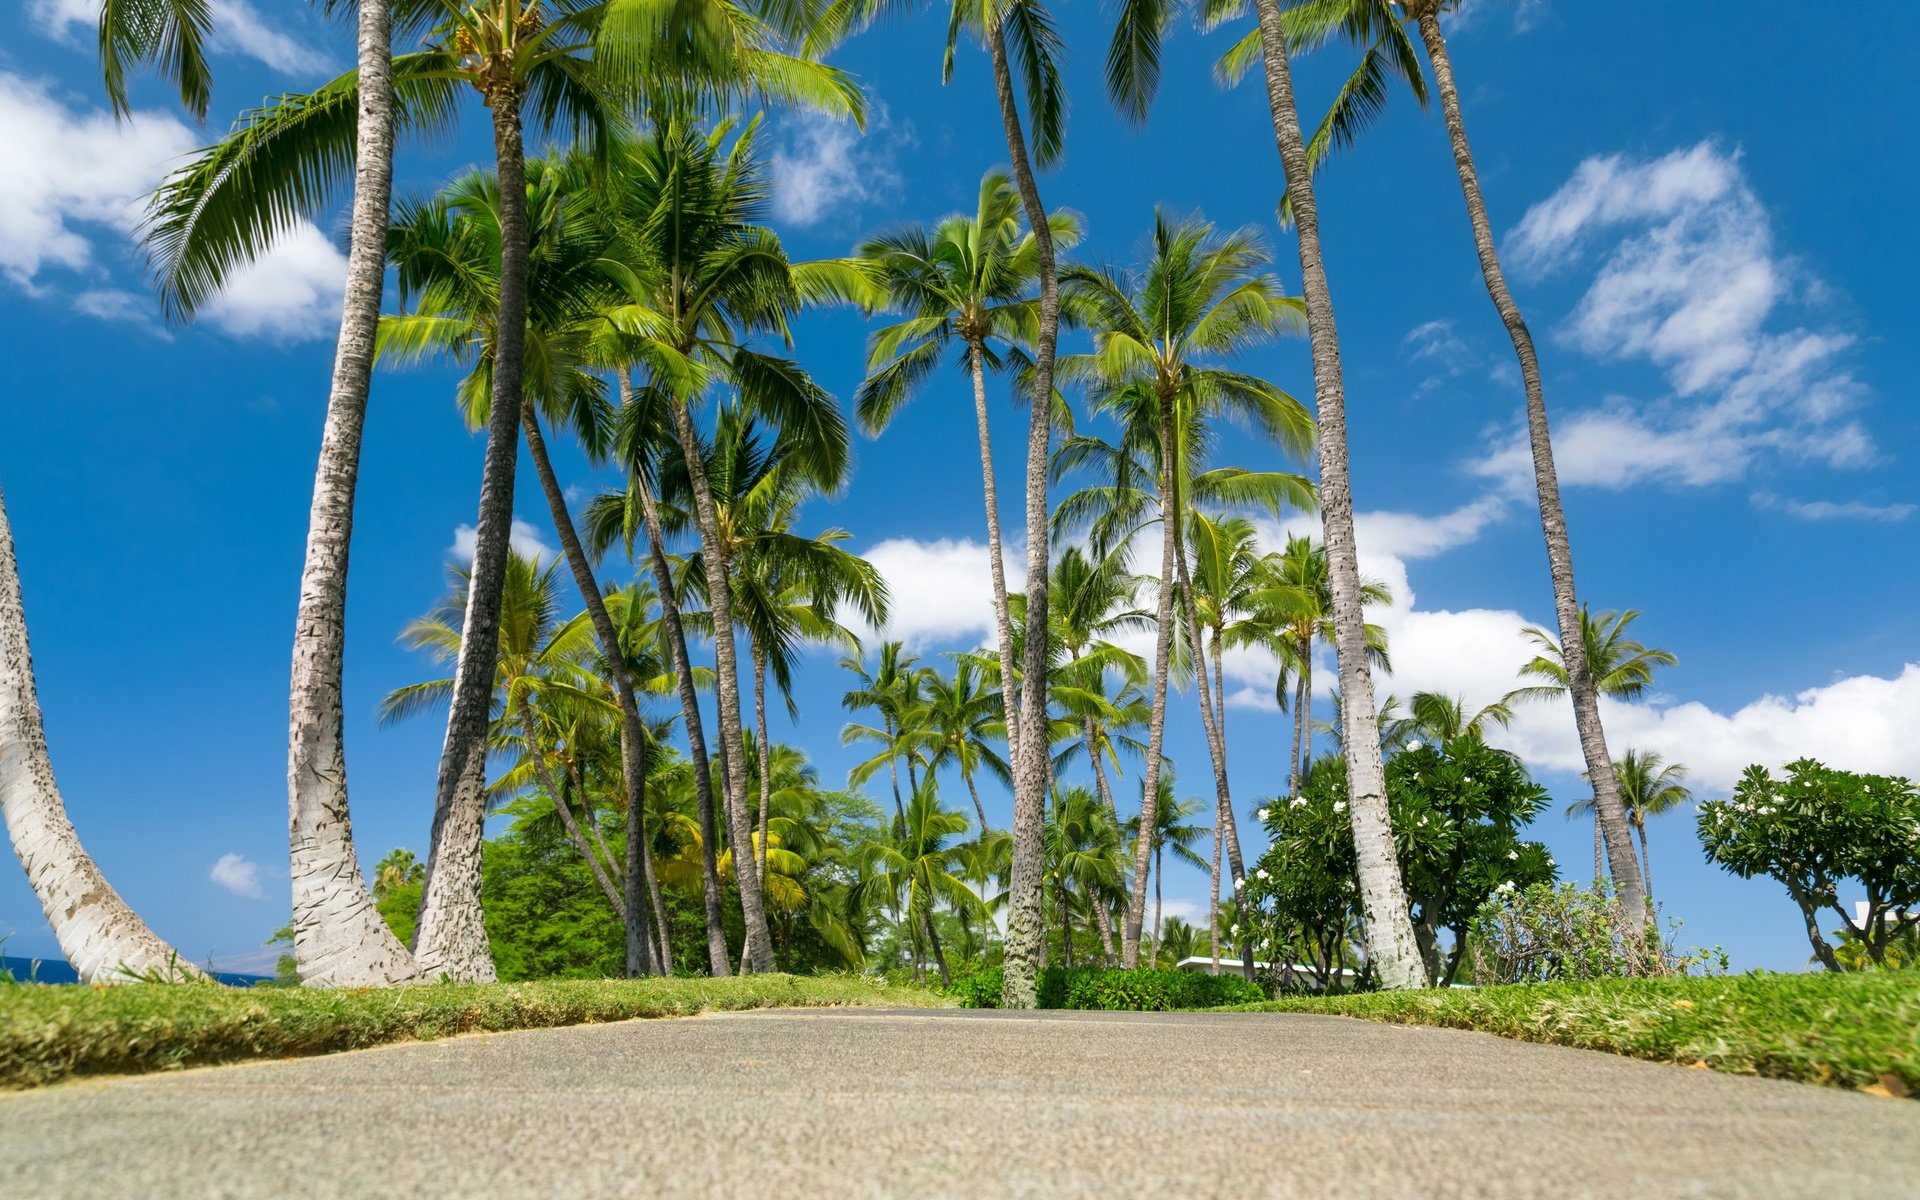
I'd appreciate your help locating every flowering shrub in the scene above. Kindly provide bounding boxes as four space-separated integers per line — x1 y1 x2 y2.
1697 759 1920 971
1247 738 1557 986
950 967 1264 1010
1467 881 1723 985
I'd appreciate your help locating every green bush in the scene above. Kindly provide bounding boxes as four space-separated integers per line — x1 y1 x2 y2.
952 967 1264 1010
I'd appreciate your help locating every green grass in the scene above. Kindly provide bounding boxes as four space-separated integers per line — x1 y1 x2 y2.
1223 970 1919 1095
0 974 948 1091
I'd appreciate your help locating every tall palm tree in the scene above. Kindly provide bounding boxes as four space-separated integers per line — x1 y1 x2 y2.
1511 607 1679 705
1124 783 1210 966
1567 750 1691 899
1043 785 1127 965
1259 0 1651 936
1 485 199 983
1054 212 1314 969
857 171 1082 774
1253 533 1390 796
1392 691 1513 744
1044 544 1151 824
1102 0 1426 986
841 641 924 831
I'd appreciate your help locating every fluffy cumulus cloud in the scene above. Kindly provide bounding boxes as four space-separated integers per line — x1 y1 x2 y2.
769 106 908 228
197 221 349 341
448 518 556 566
29 0 332 75
1478 143 1873 491
209 853 265 900
0 71 198 284
844 536 1021 647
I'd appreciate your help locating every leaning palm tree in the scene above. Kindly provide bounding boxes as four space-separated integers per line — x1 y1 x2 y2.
1103 0 1426 986
1053 212 1314 969
904 657 1012 836
857 170 1082 771
1567 750 1691 899
1 485 198 983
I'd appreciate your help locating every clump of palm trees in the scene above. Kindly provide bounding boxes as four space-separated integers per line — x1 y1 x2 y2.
4 0 1690 1001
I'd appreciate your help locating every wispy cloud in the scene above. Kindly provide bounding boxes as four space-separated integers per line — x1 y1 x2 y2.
29 0 333 76
1753 492 1914 523
447 519 556 566
769 105 909 228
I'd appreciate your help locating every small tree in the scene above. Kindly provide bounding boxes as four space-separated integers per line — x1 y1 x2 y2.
1698 759 1920 971
1250 738 1557 987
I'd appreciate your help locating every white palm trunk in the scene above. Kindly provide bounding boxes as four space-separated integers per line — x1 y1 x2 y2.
285 0 420 988
2 484 197 983
1251 0 1427 989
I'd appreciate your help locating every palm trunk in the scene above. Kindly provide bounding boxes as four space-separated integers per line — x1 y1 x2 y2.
1251 0 1426 989
523 407 655 975
966 336 1023 768
987 21 1059 1010
751 641 772 888
1 485 198 983
1084 719 1117 826
664 396 776 973
627 746 666 976
641 807 673 971
1593 817 1604 886
1151 844 1164 966
885 717 905 833
962 768 990 835
1287 665 1307 796
284 0 418 988
1088 888 1116 964
919 901 951 988
1636 819 1653 901
517 698 626 918
1208 803 1223 970
1122 393 1180 968
1413 10 1645 935
626 426 730 978
415 98 539 985
1059 882 1074 968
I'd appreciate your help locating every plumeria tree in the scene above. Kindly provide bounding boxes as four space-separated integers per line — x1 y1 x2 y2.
1699 760 1920 972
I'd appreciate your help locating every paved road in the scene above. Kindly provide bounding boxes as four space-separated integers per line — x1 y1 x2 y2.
3 1008 1916 1198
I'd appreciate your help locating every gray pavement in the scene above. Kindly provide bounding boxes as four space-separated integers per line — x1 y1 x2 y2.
3 1007 1916 1198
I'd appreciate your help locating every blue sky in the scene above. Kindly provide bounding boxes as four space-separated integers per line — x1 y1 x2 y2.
2 1 1914 974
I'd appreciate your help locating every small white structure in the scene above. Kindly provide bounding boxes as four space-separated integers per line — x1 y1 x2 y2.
1174 956 1359 990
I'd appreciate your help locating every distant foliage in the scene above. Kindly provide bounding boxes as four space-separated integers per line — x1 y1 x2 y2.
1698 759 1920 971
952 967 1263 1010
1467 881 1722 986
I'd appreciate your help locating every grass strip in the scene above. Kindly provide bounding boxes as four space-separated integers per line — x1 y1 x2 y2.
1223 970 1919 1095
0 974 947 1091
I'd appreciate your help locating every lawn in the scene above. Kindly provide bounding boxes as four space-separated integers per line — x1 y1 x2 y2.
0 974 948 1090
1225 970 1919 1096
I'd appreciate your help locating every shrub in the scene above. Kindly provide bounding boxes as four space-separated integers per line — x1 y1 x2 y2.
1467 881 1724 985
951 967 1264 1010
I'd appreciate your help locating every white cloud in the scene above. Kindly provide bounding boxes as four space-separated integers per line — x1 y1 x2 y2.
769 106 906 228
72 287 169 336
448 518 556 567
1449 0 1548 34
0 72 197 284
1752 493 1914 523
1480 143 1872 491
29 0 332 75
846 536 1021 647
210 853 265 900
198 221 348 341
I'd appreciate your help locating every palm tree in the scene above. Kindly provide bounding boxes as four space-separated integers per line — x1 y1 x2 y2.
1043 785 1127 966
841 642 924 831
857 171 1082 776
1 485 199 983
1124 783 1210 967
856 780 987 987
1253 533 1391 796
1054 212 1314 969
1393 691 1514 744
1567 750 1691 899
98 0 216 119
1511 607 1679 705
1103 0 1426 986
1263 0 1651 936
1044 544 1151 824
905 658 1011 835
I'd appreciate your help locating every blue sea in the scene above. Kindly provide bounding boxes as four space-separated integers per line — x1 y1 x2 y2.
1 956 270 986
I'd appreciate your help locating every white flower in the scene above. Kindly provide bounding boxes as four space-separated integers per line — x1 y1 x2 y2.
1496 880 1516 894
1546 857 1556 868
1234 877 1246 890
1507 850 1519 861
1465 776 1475 784
1230 923 1241 936
1256 808 1270 821
1409 740 1422 751
1256 868 1270 881
1334 801 1347 813
1290 797 1307 809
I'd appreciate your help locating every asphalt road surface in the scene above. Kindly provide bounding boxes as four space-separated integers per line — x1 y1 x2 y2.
4 1008 1916 1198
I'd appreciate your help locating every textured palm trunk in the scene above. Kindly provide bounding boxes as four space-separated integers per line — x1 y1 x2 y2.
751 641 772 887
664 397 776 973
1151 845 1164 966
1122 394 1180 968
1088 889 1116 964
962 769 990 835
1252 0 1427 989
415 98 540 986
1413 10 1645 935
516 698 626 918
627 436 730 977
284 0 419 988
1294 663 1310 785
884 717 905 833
1636 820 1653 900
1208 803 1223 969
1174 561 1252 978
1083 719 1117 825
919 900 951 988
640 804 672 970
1593 817 1604 886
1058 882 1074 968
523 408 656 974
987 22 1059 1009
966 337 1023 767
2 485 198 983
626 747 665 976
1287 665 1307 796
